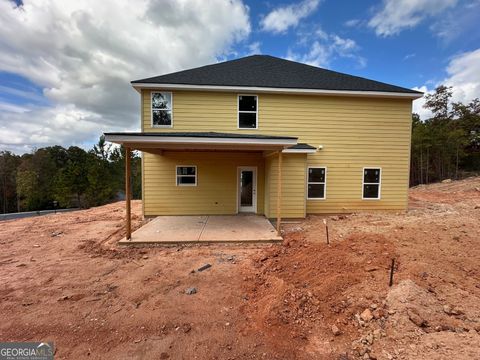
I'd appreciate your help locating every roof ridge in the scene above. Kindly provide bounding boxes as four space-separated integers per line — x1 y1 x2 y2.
131 54 422 95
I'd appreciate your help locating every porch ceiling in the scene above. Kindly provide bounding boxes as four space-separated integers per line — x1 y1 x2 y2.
104 131 298 153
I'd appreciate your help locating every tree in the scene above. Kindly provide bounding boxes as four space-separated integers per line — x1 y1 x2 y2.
15 150 57 210
108 145 142 199
424 85 452 120
410 85 480 185
93 135 111 161
16 167 38 211
54 146 89 207
85 151 117 206
4 135 142 212
0 151 21 213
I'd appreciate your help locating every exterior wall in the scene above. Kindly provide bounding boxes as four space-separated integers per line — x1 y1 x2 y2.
141 89 413 214
143 151 265 216
265 153 306 218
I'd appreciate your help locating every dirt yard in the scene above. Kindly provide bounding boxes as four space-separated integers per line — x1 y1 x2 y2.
0 177 479 359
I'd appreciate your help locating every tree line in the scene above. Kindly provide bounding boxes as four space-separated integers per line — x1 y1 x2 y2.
0 136 141 213
410 85 480 186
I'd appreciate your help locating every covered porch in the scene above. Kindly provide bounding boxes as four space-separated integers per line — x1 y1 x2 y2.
104 131 316 243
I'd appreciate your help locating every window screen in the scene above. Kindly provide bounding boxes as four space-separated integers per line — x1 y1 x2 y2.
152 92 172 127
307 167 326 199
238 95 257 128
176 166 197 186
363 168 381 199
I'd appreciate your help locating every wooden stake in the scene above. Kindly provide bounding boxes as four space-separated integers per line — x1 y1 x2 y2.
276 151 283 236
389 258 395 287
125 146 132 240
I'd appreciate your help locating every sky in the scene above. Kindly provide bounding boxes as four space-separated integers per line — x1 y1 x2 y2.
0 0 479 154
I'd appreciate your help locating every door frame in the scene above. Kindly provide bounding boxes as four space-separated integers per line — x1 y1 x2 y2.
237 166 257 213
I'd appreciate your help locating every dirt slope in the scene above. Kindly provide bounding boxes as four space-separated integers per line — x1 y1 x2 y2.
0 177 479 359
244 177 480 359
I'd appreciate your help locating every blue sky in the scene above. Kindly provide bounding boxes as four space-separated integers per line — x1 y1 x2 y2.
0 0 479 153
239 0 480 88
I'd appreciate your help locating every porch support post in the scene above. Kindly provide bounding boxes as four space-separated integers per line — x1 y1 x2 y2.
125 146 132 240
276 150 283 236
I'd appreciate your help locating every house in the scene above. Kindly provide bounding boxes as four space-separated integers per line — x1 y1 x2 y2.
104 55 422 239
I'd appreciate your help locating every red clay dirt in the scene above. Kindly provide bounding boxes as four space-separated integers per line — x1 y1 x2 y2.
1 177 480 359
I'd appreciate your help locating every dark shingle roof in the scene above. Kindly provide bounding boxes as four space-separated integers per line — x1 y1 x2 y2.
288 143 317 150
132 55 421 95
104 131 297 140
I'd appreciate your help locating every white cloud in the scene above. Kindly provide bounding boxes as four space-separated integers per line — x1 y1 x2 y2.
430 0 480 43
443 48 480 104
0 105 104 150
287 30 365 68
288 42 328 67
413 48 480 119
368 0 458 36
260 0 321 34
344 19 361 27
0 0 251 153
0 85 46 104
0 101 29 114
247 41 262 55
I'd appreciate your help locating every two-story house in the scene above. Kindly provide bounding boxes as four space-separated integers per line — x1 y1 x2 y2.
105 55 422 240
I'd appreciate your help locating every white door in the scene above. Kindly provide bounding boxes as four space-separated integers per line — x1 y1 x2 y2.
238 167 257 213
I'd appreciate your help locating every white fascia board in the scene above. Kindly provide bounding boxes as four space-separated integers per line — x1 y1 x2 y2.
132 83 423 99
104 134 297 146
282 148 317 153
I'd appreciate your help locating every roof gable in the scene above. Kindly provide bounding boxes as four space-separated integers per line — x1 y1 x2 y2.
132 55 421 95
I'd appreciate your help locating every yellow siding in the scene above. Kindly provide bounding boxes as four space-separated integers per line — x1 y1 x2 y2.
141 89 413 214
143 151 264 216
265 154 306 218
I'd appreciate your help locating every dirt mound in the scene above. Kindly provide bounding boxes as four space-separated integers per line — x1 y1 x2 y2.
242 230 397 358
410 176 480 205
241 177 480 359
373 279 480 359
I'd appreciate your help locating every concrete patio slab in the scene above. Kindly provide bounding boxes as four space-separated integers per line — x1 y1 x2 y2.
118 215 282 244
199 215 279 242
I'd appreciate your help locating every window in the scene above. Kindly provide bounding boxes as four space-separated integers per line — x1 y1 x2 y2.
176 166 197 186
238 95 258 129
152 92 173 127
362 168 381 199
307 167 326 199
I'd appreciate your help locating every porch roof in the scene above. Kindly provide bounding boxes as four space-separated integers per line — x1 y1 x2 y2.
104 131 298 152
283 143 318 153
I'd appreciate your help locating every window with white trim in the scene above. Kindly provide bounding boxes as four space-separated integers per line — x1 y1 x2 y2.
152 92 173 127
307 167 326 199
176 166 197 186
362 168 381 199
238 95 257 129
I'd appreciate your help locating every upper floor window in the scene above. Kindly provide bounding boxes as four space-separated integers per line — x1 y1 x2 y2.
362 168 381 199
307 167 326 199
152 92 173 127
238 95 258 129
